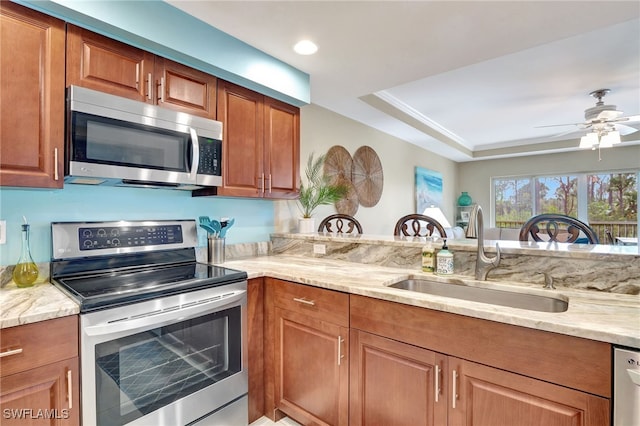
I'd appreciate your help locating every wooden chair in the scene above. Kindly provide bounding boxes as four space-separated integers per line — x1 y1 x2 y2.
317 214 363 234
393 214 447 238
605 229 615 245
518 214 599 244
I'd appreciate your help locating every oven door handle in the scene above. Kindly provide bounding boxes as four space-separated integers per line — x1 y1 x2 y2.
83 290 245 337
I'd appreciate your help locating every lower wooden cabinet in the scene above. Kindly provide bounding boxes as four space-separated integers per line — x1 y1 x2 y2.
349 295 611 426
0 316 79 426
265 278 349 425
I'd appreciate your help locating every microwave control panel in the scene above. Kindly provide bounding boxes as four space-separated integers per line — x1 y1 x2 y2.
198 137 222 176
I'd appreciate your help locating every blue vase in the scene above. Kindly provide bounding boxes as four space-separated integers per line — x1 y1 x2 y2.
458 192 472 206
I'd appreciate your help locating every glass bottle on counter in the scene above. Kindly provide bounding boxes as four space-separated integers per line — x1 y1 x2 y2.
13 223 39 287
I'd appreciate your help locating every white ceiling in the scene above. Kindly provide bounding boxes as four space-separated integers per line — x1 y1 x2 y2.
167 1 640 162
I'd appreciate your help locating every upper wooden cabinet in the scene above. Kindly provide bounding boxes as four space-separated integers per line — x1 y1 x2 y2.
207 80 299 199
66 25 216 119
0 2 65 188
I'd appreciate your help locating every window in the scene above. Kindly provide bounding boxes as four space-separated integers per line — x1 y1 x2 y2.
493 171 638 240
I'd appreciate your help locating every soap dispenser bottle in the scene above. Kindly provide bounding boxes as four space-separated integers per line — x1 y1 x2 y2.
13 219 39 287
421 236 435 272
436 239 454 275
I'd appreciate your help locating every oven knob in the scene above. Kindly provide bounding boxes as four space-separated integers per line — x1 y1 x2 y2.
112 238 120 246
110 229 119 237
82 229 93 238
97 229 107 237
83 240 93 248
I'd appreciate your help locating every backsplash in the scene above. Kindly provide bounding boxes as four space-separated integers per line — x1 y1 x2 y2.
271 234 640 294
0 185 275 266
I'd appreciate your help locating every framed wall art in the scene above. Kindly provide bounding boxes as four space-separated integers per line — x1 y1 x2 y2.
415 167 443 214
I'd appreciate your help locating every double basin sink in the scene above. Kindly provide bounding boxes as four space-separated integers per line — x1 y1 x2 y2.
387 278 568 313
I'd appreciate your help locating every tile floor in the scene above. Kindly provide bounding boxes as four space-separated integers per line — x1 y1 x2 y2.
250 416 301 426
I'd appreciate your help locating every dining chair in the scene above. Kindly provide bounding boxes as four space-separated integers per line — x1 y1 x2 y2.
317 214 363 234
518 214 599 244
393 214 447 238
605 229 616 245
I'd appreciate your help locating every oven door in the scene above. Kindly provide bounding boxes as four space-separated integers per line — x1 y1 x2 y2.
80 282 247 426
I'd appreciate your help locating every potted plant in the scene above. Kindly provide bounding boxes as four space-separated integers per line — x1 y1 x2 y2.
297 153 348 233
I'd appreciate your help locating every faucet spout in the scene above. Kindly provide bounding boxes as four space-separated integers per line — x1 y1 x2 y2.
474 205 501 280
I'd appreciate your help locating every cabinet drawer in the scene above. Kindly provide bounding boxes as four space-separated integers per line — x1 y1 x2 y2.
270 278 349 327
0 316 78 377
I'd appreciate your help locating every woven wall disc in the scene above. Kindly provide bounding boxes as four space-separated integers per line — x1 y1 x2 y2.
335 178 359 216
352 146 383 207
323 145 353 185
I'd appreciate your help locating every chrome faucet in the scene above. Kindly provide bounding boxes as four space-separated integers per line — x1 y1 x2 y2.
474 205 501 280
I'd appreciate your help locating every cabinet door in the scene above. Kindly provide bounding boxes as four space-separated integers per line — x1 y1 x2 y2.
0 357 80 426
216 80 264 197
274 307 348 426
263 97 300 199
154 57 216 119
66 25 153 102
449 357 610 426
350 329 447 426
0 2 64 188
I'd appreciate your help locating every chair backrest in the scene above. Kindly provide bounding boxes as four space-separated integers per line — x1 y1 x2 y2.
605 229 615 245
393 214 447 238
518 214 599 244
317 214 363 234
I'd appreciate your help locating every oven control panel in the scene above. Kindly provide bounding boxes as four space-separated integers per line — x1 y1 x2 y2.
79 225 183 250
52 220 198 260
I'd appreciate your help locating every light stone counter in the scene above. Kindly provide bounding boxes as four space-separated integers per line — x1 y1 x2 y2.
0 281 79 329
221 254 640 348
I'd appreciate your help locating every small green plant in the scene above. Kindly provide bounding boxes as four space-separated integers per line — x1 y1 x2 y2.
298 153 348 218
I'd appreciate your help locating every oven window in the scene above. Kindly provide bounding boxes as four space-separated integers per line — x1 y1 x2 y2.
94 306 241 426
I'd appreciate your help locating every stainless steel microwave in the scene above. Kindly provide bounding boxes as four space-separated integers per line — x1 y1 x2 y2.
65 86 222 190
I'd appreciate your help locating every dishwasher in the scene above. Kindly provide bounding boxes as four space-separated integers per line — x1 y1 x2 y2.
613 346 640 426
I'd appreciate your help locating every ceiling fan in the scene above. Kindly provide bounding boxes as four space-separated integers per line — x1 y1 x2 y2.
540 89 640 149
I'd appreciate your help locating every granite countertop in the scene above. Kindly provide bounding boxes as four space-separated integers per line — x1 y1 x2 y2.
0 281 79 329
220 254 640 348
1 254 638 349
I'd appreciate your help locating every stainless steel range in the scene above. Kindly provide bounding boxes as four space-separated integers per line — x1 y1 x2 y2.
50 220 248 426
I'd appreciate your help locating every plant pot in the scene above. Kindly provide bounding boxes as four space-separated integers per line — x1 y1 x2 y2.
298 218 316 233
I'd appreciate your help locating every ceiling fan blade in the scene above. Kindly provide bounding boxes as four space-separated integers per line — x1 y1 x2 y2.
615 114 640 123
615 123 640 136
551 128 585 138
535 122 583 129
596 110 624 120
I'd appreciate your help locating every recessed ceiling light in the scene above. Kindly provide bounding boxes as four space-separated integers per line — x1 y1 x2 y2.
293 40 318 55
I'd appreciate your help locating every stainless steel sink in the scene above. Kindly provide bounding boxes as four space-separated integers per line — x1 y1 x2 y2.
387 279 568 313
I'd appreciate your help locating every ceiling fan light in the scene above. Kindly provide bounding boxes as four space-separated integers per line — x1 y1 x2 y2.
599 131 620 148
579 133 598 149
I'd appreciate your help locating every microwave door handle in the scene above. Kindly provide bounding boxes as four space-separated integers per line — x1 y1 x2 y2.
189 128 200 179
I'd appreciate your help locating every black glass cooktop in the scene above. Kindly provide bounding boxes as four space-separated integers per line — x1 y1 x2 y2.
51 249 247 313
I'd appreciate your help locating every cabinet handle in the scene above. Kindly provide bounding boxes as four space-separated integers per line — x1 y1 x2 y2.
435 364 441 403
146 73 152 100
337 336 345 366
260 173 265 194
135 64 139 89
452 369 458 409
293 297 315 306
67 370 73 409
159 77 165 103
0 347 23 358
54 148 59 181
267 174 272 193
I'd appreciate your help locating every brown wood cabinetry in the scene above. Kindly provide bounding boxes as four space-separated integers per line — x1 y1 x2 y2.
0 316 80 426
0 2 65 188
202 80 299 199
265 278 348 425
66 25 216 119
350 295 611 426
248 277 265 424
